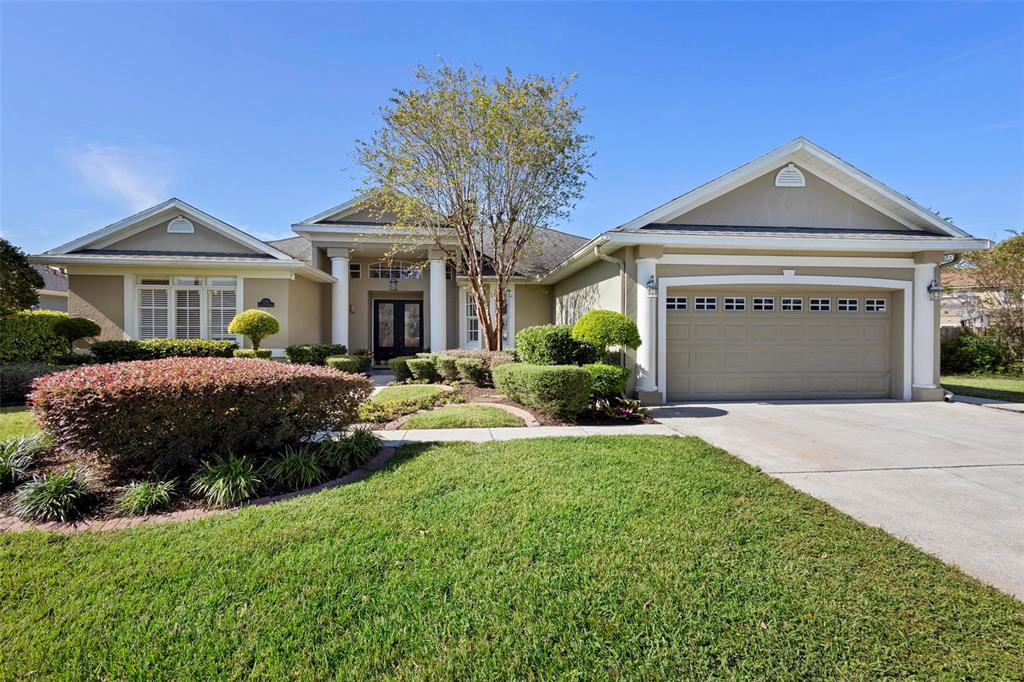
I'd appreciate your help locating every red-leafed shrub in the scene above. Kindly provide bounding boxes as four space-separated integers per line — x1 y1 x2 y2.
29 357 373 479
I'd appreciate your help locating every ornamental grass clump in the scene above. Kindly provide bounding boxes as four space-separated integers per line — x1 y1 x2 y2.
118 480 177 515
0 434 50 490
191 454 263 508
266 444 326 490
12 467 94 522
319 426 381 473
29 357 373 480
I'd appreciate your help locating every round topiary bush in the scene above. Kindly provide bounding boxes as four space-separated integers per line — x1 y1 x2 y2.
227 309 280 351
29 357 374 479
584 362 631 399
52 316 101 352
514 324 598 366
571 310 641 360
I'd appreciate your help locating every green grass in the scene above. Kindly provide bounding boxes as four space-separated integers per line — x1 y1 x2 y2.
404 404 525 429
1 436 1021 679
368 384 449 405
941 374 1024 403
0 407 39 440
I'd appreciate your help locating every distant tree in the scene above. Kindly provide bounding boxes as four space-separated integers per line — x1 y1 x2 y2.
957 231 1024 362
0 238 43 316
356 63 592 350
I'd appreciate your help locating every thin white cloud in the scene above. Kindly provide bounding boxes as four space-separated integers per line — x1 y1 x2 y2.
66 143 175 211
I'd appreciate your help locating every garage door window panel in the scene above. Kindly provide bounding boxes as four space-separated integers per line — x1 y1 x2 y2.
753 297 775 311
838 298 859 312
810 298 831 312
695 297 717 311
781 297 803 311
724 297 746 311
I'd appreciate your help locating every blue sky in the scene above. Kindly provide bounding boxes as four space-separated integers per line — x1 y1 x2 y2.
2 1 1022 254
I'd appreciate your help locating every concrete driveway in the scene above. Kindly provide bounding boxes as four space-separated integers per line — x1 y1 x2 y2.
650 400 1024 599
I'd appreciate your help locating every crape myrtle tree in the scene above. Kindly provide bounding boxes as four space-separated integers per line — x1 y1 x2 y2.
956 232 1024 362
356 63 592 350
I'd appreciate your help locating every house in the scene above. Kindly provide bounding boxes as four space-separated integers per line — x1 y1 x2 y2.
32 264 68 311
31 138 989 403
941 267 991 332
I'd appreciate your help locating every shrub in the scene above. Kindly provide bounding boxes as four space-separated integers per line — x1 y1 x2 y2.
52 316 102 352
228 309 279 351
319 426 381 472
435 356 460 382
407 357 439 382
30 357 373 479
492 363 592 417
455 358 488 386
234 349 272 359
387 356 417 381
325 355 364 373
191 454 263 508
572 310 641 361
0 310 67 364
118 480 176 515
0 364 71 405
941 331 1011 374
0 434 49 489
266 444 326 490
440 349 516 368
515 324 598 366
585 362 631 399
90 339 237 363
356 387 462 423
285 344 348 365
11 467 94 522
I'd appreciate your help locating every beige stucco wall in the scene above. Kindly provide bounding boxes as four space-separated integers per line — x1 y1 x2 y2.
35 294 68 311
552 256 622 324
106 218 262 254
667 165 909 230
243 278 290 349
68 274 124 340
287 276 324 345
514 285 554 334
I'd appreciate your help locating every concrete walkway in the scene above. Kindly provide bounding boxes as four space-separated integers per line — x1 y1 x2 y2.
949 393 1024 414
375 423 678 446
650 399 1024 599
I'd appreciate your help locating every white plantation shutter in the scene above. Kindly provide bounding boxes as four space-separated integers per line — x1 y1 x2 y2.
175 290 201 338
138 289 169 339
209 289 237 340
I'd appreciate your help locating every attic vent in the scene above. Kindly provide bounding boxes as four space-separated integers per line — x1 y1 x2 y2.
167 216 195 234
775 163 806 188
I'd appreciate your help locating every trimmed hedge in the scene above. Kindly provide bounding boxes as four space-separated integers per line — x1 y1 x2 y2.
29 357 373 479
1 364 72 406
407 357 439 383
492 363 592 417
234 349 272 359
435 356 460 382
455 358 488 386
387 356 417 381
585 362 631 399
0 310 67 364
285 344 348 365
91 339 237 363
325 355 364 373
515 325 598 366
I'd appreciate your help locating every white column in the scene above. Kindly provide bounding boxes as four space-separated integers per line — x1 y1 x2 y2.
912 262 937 389
330 253 349 348
636 258 658 391
429 255 447 351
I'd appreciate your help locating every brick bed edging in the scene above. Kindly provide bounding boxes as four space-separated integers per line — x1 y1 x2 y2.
385 402 540 430
0 446 397 535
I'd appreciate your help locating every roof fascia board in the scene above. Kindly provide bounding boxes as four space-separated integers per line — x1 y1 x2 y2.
295 197 363 226
602 231 989 252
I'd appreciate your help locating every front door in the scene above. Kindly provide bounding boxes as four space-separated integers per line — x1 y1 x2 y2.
373 300 423 363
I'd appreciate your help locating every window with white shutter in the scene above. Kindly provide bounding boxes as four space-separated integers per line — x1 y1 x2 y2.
175 290 201 338
138 289 169 339
209 289 237 340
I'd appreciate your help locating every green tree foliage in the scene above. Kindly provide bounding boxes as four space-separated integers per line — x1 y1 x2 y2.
53 317 102 352
0 238 43 316
571 310 641 360
227 310 279 351
956 233 1024 362
356 63 592 350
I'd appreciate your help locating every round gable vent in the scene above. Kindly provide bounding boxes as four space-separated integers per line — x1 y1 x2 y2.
775 163 806 188
167 216 195 234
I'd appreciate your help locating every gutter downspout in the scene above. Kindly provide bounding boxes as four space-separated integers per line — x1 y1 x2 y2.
593 245 626 313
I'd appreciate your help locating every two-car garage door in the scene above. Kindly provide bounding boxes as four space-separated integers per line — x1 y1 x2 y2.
665 289 894 401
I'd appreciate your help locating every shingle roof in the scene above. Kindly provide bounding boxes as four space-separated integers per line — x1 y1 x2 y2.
33 264 67 291
266 236 313 263
942 268 981 289
473 225 589 277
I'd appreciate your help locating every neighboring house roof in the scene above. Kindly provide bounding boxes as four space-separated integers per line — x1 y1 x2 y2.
33 264 67 292
942 268 981 289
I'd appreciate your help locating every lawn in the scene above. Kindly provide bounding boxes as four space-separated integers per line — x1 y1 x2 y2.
1 436 1021 678
0 407 39 439
941 374 1024 403
368 384 449 405
404 404 524 429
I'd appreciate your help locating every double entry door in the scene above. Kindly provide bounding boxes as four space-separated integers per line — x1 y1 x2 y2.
373 299 423 362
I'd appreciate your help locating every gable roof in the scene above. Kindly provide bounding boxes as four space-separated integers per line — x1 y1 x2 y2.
46 198 296 261
33 265 67 292
613 137 971 238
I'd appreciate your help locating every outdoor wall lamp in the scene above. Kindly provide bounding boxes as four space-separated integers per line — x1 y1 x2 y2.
927 279 942 301
645 275 658 297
